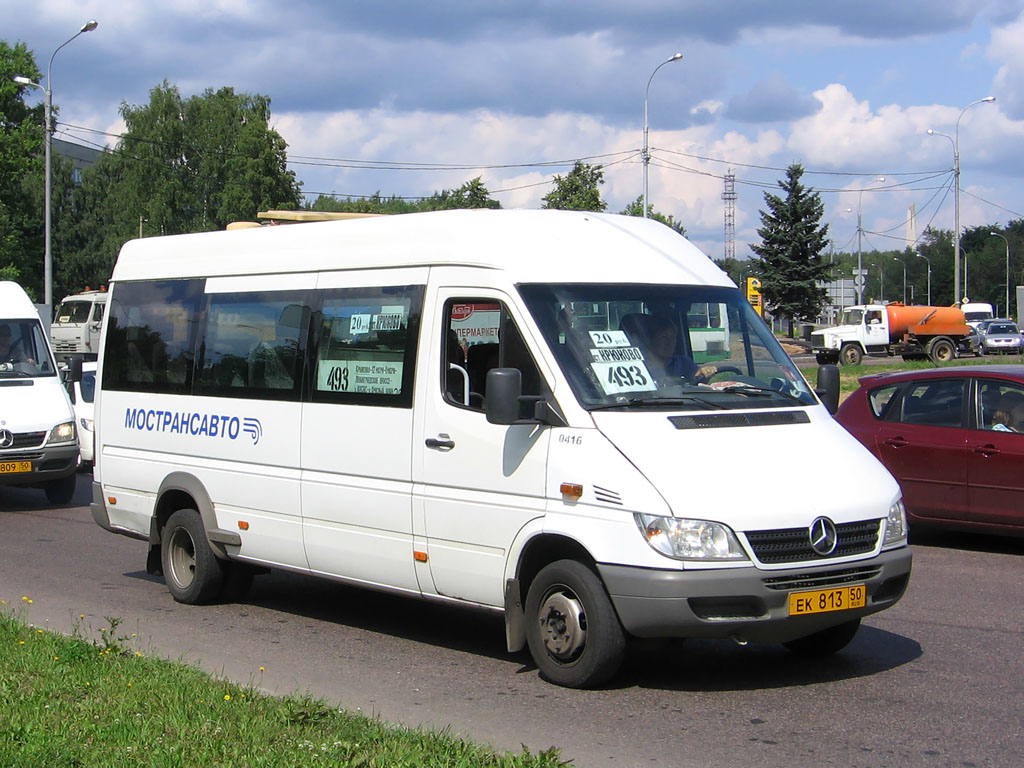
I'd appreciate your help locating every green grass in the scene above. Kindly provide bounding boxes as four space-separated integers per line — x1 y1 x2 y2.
0 599 567 768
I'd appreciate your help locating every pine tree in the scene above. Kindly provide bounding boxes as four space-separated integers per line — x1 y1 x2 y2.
750 163 829 336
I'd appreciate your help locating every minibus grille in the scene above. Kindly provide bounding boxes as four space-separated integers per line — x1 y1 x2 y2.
745 520 881 564
0 431 47 450
762 565 883 591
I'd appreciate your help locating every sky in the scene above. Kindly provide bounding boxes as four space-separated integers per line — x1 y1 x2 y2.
5 0 1024 261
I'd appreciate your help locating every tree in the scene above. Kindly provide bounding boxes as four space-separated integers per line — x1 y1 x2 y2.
1 42 44 296
310 176 500 215
541 161 606 211
57 81 302 296
619 195 685 235
749 163 830 335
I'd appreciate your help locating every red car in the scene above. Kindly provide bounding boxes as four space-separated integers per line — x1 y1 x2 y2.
835 365 1024 536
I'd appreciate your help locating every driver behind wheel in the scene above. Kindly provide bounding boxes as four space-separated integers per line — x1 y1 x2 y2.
635 312 720 384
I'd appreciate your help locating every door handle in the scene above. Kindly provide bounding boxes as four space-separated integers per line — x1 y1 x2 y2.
882 436 909 447
425 434 455 451
973 444 1000 457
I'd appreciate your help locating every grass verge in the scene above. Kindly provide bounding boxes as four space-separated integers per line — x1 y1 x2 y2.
0 599 567 768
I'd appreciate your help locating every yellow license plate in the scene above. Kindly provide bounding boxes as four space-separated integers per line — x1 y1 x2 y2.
789 584 866 616
0 460 32 474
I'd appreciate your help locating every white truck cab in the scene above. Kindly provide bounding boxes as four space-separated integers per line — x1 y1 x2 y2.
0 281 79 503
51 288 108 361
89 210 911 687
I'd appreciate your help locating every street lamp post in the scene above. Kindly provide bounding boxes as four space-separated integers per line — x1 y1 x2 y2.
894 256 907 304
13 19 98 309
916 252 932 305
927 96 995 306
855 177 886 304
990 232 1011 318
642 53 682 218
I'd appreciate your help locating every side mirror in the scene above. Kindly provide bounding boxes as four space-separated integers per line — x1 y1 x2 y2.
815 364 840 415
67 355 83 384
485 368 522 425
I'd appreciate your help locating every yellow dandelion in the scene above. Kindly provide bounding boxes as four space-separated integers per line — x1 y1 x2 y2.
127 683 132 687
26 599 32 605
80 614 85 619
18 641 25 645
223 694 231 701
259 666 265 672
135 652 143 657
53 656 59 661
21 596 28 602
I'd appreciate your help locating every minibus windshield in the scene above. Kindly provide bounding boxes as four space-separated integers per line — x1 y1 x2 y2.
0 318 57 378
518 283 816 411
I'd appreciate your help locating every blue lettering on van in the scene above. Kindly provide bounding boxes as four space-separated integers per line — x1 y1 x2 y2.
124 408 261 445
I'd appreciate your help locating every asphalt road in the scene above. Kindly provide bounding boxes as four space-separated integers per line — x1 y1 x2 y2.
2 472 1023 768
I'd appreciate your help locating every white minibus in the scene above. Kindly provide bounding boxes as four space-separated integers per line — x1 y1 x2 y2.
90 210 911 688
0 281 79 503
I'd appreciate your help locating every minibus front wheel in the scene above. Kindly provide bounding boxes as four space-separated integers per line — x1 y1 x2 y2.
525 559 625 688
161 508 224 604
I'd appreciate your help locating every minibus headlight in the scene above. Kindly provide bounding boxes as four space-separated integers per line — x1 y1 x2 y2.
48 421 76 444
883 499 908 547
634 514 748 561
80 417 94 433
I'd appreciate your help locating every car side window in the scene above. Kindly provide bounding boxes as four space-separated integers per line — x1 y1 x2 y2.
869 384 901 419
895 379 965 428
441 299 544 412
977 380 1024 433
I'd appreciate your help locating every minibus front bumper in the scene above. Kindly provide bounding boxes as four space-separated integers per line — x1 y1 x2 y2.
0 443 79 487
597 546 912 644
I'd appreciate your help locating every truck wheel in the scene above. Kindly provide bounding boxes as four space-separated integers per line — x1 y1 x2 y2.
784 618 860 655
839 344 863 366
44 473 77 505
525 560 625 688
928 338 956 364
161 508 224 605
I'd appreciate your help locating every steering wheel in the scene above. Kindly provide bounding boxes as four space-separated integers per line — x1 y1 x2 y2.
693 364 741 384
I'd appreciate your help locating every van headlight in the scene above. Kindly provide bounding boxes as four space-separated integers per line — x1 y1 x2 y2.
79 417 94 433
883 499 908 548
635 514 748 561
48 421 76 444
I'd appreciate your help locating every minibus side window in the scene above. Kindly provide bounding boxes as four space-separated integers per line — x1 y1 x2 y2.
194 290 311 401
311 285 423 408
102 279 203 394
442 299 544 412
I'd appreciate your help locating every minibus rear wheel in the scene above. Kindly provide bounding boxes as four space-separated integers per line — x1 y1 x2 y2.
525 559 625 688
161 508 224 604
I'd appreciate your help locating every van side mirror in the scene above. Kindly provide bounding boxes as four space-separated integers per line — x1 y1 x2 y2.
67 355 83 384
485 368 567 427
815 364 840 415
485 368 522 425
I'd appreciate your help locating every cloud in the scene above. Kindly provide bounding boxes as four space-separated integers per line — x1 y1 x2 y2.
725 74 821 123
988 10 1024 119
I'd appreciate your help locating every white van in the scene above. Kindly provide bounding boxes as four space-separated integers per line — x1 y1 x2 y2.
89 210 911 687
0 281 79 503
51 288 108 360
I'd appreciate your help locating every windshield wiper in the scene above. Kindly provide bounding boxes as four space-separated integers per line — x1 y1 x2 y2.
711 383 805 404
589 395 729 411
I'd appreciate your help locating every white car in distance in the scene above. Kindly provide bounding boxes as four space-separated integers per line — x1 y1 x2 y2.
68 361 97 467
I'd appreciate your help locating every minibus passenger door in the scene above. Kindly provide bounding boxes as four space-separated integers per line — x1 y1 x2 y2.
413 293 551 607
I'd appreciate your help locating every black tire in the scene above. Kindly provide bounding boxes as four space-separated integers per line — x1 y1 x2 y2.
525 560 625 688
783 618 861 655
928 338 955 364
840 344 863 366
161 508 224 604
220 562 256 601
44 473 76 505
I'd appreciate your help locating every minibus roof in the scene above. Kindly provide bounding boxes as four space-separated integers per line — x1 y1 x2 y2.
0 281 41 318
111 209 733 288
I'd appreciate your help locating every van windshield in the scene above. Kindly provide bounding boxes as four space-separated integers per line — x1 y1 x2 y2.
518 283 816 411
54 301 92 324
0 318 57 378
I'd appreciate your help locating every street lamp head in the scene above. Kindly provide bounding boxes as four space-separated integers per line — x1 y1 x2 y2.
981 96 996 103
13 76 37 86
81 20 99 32
668 52 683 62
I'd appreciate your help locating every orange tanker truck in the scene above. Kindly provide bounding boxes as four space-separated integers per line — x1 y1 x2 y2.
811 303 971 365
